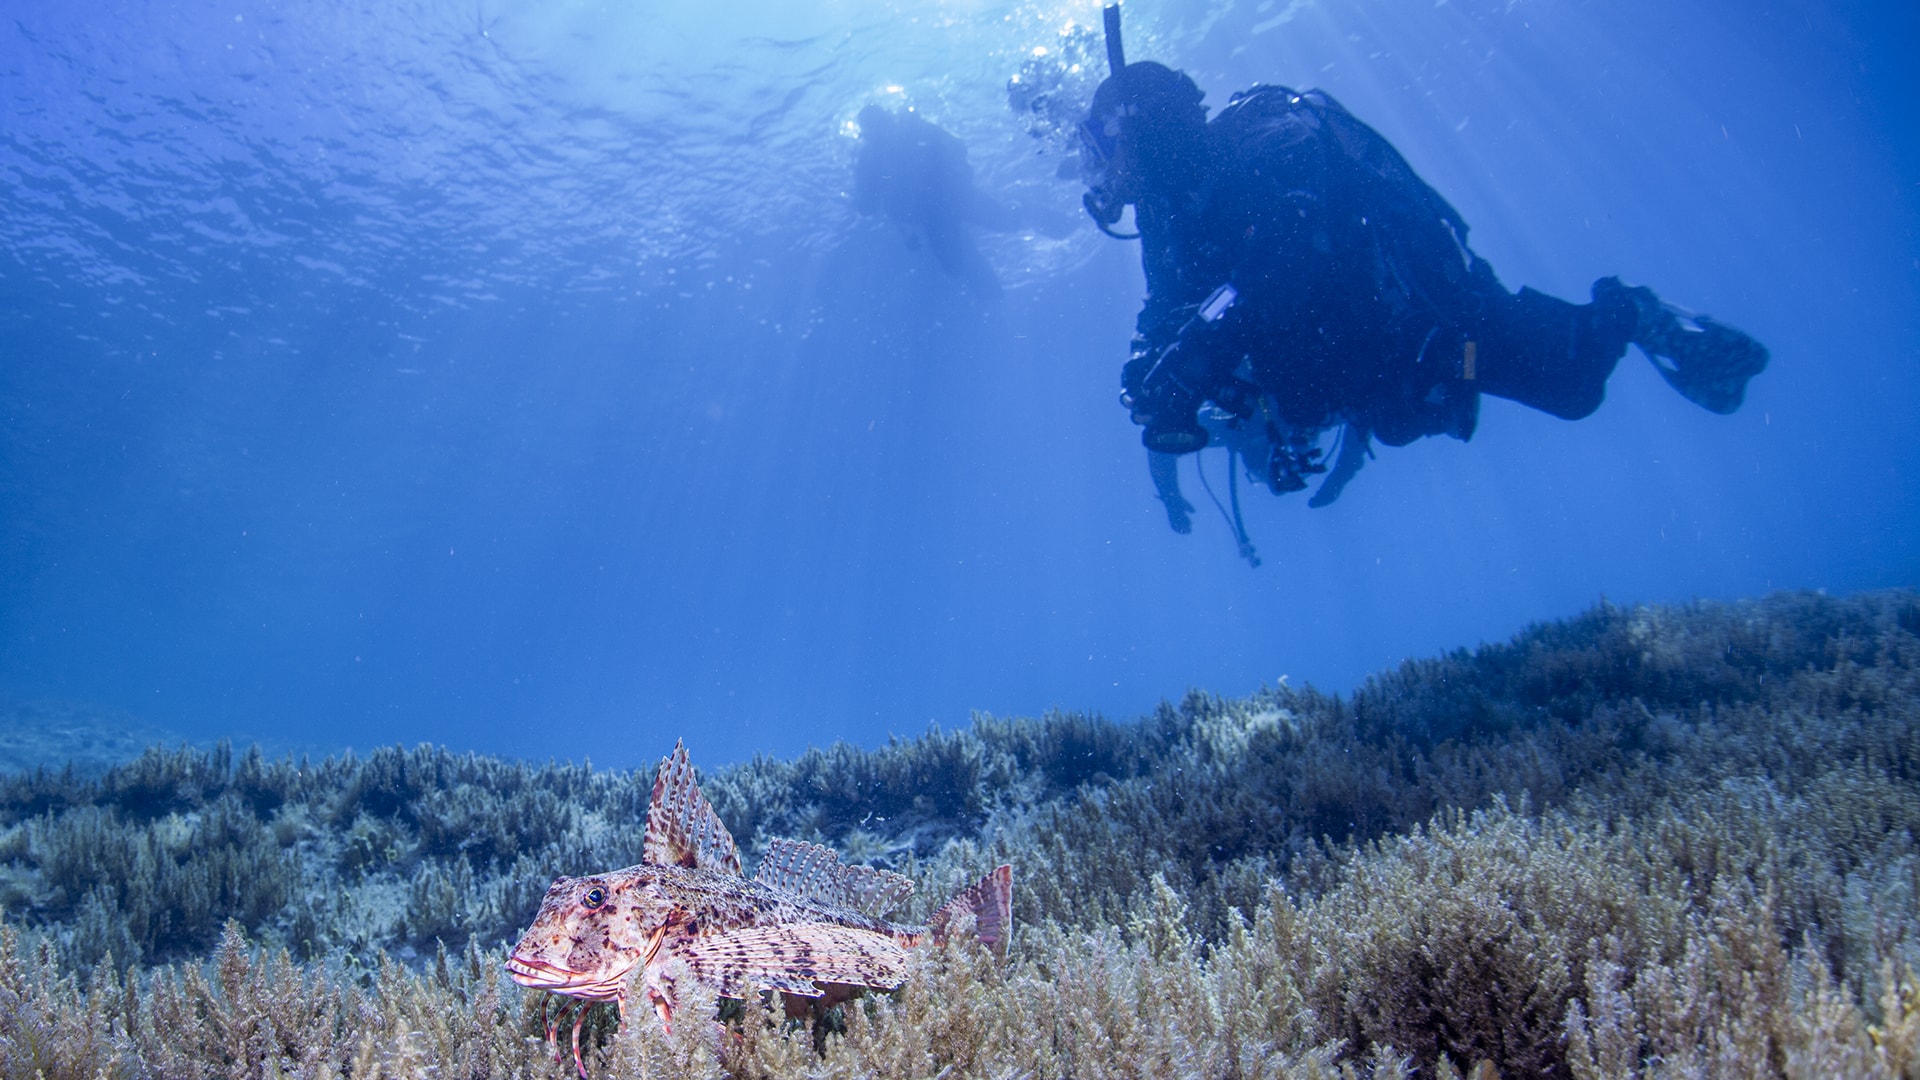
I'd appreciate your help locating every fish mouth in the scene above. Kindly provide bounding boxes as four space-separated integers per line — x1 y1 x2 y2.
504 954 582 987
505 953 631 1000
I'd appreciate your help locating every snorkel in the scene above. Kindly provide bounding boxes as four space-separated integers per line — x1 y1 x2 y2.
1103 3 1125 75
1081 4 1139 238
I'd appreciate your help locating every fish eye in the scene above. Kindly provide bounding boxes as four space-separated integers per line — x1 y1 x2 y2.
581 886 606 909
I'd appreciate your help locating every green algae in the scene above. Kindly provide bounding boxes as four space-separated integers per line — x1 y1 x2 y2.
0 588 1916 1077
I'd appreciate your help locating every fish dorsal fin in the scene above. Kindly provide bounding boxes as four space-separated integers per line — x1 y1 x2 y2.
754 837 914 917
680 924 910 999
642 740 741 876
928 863 1014 961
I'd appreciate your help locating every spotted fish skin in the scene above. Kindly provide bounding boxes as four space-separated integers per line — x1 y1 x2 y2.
505 740 1013 1046
507 861 919 1008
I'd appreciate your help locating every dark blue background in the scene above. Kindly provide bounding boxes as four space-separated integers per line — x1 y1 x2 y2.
2 0 1914 769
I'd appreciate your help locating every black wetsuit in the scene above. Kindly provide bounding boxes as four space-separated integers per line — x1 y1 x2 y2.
1133 86 1635 448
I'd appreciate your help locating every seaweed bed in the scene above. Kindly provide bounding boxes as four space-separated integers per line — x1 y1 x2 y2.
3 589 1919 1078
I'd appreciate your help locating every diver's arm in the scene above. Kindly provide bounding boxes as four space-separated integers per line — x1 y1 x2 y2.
1122 282 1245 413
1307 422 1371 507
1147 450 1194 533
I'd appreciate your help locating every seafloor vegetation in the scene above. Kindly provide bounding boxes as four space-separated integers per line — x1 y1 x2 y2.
2 588 1918 1078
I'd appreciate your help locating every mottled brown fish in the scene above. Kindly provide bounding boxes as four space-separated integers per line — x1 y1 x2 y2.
506 740 1013 1074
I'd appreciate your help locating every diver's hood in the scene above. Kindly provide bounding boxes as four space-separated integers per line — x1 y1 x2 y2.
1078 61 1208 229
1087 62 1204 134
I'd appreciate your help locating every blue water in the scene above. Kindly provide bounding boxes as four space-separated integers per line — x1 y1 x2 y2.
2 0 1914 771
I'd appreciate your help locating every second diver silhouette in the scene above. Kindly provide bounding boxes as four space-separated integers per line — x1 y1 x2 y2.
852 106 1020 298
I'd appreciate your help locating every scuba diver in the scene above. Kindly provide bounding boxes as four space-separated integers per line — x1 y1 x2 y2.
853 105 1019 297
1079 6 1770 561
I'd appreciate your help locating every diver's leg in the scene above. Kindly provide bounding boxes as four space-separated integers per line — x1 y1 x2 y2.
1470 282 1636 420
1599 278 1770 414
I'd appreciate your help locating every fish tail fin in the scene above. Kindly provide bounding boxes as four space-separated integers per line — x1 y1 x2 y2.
929 864 1013 960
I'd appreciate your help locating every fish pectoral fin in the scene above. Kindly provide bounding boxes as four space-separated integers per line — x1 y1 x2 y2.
682 925 911 999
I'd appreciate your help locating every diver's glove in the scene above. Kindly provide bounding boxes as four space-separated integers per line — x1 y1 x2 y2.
1118 283 1246 454
1265 438 1327 494
1121 337 1209 453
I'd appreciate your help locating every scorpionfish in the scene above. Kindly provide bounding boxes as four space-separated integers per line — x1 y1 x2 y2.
506 740 1013 1073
